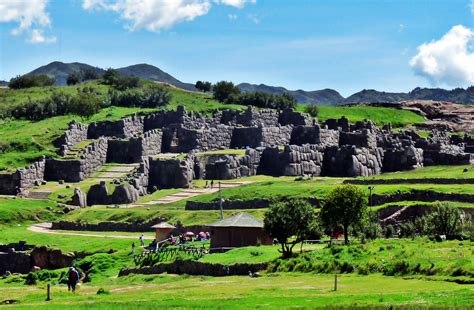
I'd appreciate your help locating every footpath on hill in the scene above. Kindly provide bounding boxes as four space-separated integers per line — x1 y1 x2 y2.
27 222 155 239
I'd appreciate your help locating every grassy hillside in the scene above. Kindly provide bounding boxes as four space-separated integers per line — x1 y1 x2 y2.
0 82 425 170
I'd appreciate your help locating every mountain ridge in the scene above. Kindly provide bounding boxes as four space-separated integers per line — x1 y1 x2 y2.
19 61 474 105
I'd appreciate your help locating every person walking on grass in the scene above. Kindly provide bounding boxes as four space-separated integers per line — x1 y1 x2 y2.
131 242 135 254
67 267 80 292
139 234 145 247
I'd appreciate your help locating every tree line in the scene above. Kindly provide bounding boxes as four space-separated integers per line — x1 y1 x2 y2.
196 80 297 110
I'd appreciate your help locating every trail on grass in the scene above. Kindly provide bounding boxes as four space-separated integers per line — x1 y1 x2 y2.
27 223 154 239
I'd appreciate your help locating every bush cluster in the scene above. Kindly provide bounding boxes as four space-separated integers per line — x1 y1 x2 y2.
212 80 297 110
101 68 140 90
106 85 172 108
5 87 102 121
9 75 55 89
2 84 171 121
227 91 297 110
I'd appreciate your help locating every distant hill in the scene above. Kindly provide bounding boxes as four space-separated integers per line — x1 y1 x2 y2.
343 87 474 105
25 61 195 90
237 83 343 105
116 64 196 91
19 61 474 104
0 80 8 87
27 61 104 86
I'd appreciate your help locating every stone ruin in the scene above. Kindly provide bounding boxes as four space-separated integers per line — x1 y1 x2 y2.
0 105 473 204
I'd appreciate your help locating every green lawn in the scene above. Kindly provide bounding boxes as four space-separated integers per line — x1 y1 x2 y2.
0 198 60 224
296 104 425 127
199 245 282 265
0 273 471 309
363 165 473 180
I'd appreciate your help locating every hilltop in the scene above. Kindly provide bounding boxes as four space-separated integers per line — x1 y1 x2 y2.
25 61 196 91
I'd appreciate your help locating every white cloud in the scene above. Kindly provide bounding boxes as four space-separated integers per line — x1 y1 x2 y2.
218 0 255 9
0 0 56 43
82 0 256 31
28 28 56 44
228 14 238 20
410 25 474 86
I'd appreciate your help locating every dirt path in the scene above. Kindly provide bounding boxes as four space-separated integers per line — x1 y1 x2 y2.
129 181 252 208
27 223 155 240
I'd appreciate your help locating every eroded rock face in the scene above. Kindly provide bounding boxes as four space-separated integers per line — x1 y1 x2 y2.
30 246 75 270
110 184 140 204
69 187 87 208
87 181 109 205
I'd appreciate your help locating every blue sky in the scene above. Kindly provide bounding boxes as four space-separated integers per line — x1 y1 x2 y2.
1 0 473 96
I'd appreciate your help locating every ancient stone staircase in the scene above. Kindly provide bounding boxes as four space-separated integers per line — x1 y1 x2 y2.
26 191 52 200
89 164 139 181
129 181 252 207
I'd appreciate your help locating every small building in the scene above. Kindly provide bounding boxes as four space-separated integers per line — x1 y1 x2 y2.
207 212 273 249
151 222 176 242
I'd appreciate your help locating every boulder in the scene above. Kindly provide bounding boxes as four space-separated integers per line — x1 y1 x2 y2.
87 181 109 205
68 188 87 208
110 184 139 204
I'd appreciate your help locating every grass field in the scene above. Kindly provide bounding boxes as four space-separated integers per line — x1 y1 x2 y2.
0 273 471 309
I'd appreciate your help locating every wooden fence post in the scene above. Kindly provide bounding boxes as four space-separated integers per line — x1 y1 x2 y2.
46 284 51 301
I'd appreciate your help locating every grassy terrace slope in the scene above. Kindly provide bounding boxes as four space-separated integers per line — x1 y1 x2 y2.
0 81 424 170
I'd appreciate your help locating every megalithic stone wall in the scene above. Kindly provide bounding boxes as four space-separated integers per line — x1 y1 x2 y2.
0 157 46 195
231 126 292 148
45 138 108 182
88 115 144 139
290 125 339 147
106 129 162 164
148 156 194 189
322 145 384 177
258 144 325 176
54 120 88 156
203 149 261 180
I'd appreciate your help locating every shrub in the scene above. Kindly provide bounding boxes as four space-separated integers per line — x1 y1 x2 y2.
102 68 140 90
67 73 81 85
226 91 296 110
107 85 172 108
426 202 464 239
69 87 102 119
213 81 240 102
9 74 55 89
304 105 319 117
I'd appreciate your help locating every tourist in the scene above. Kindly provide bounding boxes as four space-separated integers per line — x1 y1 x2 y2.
67 267 80 292
210 180 214 189
139 234 145 247
205 180 208 188
131 242 135 254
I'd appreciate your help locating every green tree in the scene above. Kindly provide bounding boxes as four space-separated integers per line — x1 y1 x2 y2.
320 185 368 244
83 68 99 80
70 87 101 119
67 73 81 85
264 199 317 258
212 81 240 102
195 81 211 92
304 105 319 117
427 202 463 238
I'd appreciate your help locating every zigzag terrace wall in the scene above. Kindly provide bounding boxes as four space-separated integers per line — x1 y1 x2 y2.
0 157 45 195
44 138 108 182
